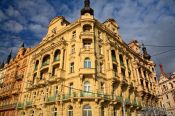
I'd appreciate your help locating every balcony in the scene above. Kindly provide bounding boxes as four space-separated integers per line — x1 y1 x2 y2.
116 96 123 104
63 93 71 100
80 32 94 39
45 95 57 104
80 91 95 97
40 63 49 71
15 75 23 81
125 98 131 107
16 103 24 110
112 71 120 83
80 48 94 54
121 78 129 90
79 68 95 75
120 61 125 69
25 100 32 108
0 103 17 111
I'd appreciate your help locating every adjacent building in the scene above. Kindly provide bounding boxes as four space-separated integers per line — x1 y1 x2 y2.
158 64 175 115
0 45 30 116
0 0 159 116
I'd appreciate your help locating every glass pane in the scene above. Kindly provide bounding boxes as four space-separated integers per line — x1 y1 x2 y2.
88 111 92 116
83 111 87 116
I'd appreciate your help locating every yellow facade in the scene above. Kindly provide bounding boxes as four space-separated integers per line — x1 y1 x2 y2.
0 0 159 116
158 73 175 115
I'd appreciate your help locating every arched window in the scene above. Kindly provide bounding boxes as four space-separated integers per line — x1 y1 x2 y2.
111 50 116 61
29 110 34 116
101 107 104 116
84 81 91 96
83 24 92 32
84 58 91 68
39 112 43 116
54 50 60 62
67 106 73 116
84 81 90 92
21 111 25 116
83 105 92 116
42 55 50 66
52 107 57 116
34 60 39 70
119 54 124 66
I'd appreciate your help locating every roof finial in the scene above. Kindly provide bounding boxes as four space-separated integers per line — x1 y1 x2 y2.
84 0 90 7
6 49 12 64
81 0 94 15
20 42 24 48
142 44 151 60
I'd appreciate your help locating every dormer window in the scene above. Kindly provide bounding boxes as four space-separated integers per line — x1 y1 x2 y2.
52 28 57 34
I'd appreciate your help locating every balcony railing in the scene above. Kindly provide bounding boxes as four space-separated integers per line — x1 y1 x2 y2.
16 103 24 109
116 96 123 103
25 100 32 107
45 95 57 104
63 93 71 100
54 57 60 62
80 91 95 97
0 103 17 111
125 98 131 106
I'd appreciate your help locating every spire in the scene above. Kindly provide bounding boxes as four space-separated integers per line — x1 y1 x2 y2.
142 44 151 60
20 42 24 48
81 0 94 15
6 50 12 64
0 62 4 69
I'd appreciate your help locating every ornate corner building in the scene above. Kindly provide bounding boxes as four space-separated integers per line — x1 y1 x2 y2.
158 64 175 115
0 0 159 116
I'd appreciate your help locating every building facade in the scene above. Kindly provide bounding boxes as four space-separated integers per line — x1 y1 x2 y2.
158 64 175 115
0 45 30 116
16 0 159 116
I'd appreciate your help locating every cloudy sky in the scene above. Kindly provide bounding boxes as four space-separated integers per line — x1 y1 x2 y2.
0 0 175 75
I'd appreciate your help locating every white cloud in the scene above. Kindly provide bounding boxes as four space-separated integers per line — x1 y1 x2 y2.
28 23 47 38
0 10 7 22
2 20 23 33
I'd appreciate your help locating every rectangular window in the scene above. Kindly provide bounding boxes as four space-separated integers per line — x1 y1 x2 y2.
70 63 74 73
72 31 76 39
69 83 73 95
54 86 58 95
71 45 75 54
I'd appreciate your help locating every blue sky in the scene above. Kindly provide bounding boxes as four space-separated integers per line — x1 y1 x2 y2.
0 0 175 75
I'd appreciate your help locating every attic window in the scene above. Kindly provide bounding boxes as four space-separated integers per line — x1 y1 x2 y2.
52 28 57 34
